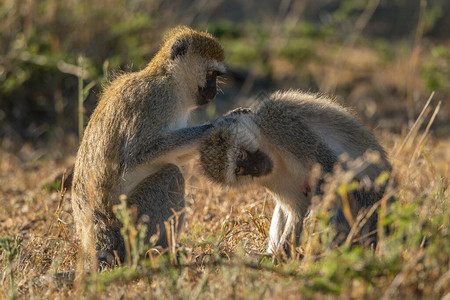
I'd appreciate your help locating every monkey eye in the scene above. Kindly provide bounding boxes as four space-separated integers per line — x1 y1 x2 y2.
237 149 247 161
207 70 224 79
235 166 245 175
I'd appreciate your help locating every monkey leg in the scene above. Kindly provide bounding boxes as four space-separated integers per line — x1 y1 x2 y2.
93 164 185 267
330 188 382 248
127 163 186 249
267 204 288 254
267 204 303 256
329 207 352 246
94 212 126 267
71 191 126 268
71 198 120 268
351 189 382 248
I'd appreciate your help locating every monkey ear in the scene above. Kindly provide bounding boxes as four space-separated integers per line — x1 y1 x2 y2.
170 37 190 60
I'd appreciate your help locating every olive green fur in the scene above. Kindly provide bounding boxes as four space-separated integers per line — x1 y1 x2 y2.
72 26 224 266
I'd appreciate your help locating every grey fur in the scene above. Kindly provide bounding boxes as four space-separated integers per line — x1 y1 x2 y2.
200 90 392 254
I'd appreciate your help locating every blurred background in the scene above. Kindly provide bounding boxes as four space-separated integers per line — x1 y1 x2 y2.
1 0 449 154
1 2 449 297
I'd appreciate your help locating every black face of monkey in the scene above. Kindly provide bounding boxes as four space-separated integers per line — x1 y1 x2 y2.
234 149 273 178
197 70 222 106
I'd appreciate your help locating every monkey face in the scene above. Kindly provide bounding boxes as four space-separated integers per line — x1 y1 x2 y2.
196 70 223 106
234 149 273 178
200 115 269 186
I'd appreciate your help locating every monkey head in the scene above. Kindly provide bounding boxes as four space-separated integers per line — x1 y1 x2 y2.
151 26 225 109
200 115 273 187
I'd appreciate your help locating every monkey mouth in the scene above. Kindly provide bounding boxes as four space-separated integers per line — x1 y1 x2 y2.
257 159 273 177
249 157 273 178
197 86 217 106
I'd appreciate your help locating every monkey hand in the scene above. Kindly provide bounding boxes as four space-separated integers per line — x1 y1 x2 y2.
210 107 253 129
224 107 253 117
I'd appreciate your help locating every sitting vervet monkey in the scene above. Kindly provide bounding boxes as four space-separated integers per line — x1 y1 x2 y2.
72 26 225 266
199 90 392 254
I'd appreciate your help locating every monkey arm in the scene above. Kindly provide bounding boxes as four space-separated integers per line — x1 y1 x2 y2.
119 123 213 197
130 123 213 169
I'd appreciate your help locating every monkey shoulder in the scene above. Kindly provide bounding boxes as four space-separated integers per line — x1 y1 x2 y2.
255 99 309 132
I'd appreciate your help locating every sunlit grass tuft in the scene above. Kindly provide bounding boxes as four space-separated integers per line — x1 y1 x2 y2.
0 96 448 299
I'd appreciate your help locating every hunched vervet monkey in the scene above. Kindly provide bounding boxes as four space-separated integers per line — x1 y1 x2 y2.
199 90 392 254
72 26 225 266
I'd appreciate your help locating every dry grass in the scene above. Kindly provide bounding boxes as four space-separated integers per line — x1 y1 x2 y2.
0 97 448 299
1 1 449 298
